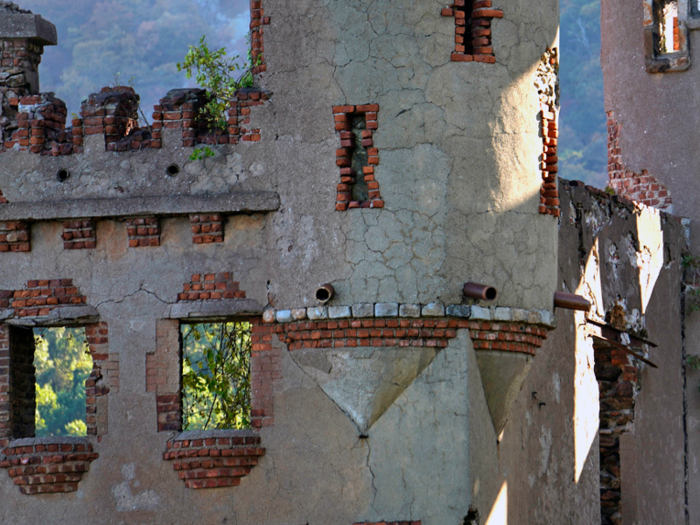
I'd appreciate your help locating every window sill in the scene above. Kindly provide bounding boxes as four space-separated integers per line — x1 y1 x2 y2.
164 429 265 489
0 436 98 495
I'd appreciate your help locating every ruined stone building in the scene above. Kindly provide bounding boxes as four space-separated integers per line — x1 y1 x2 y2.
0 0 694 524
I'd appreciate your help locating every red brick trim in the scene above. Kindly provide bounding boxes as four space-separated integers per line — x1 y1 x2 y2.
272 318 547 356
190 214 224 244
0 221 30 252
0 441 98 495
85 322 115 437
468 321 548 356
62 220 96 250
333 105 383 210
228 90 268 143
126 217 160 248
7 279 86 318
538 103 559 216
607 111 672 211
250 1 271 75
441 0 503 63
163 434 265 489
177 273 246 301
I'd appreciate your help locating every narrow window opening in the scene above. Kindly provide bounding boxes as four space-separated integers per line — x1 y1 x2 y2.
180 322 251 431
10 326 91 439
350 114 370 202
654 0 679 54
456 0 475 55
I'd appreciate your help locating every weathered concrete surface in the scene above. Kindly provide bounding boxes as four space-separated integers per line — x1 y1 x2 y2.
0 3 56 45
468 181 686 524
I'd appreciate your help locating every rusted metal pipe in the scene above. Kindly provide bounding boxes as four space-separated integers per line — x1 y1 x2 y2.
462 282 498 301
315 284 335 305
554 292 591 312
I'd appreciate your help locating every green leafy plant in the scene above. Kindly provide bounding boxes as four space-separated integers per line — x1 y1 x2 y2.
177 35 256 132
181 322 252 431
189 146 216 161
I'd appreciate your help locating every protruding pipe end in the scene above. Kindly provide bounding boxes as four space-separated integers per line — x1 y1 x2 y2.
315 284 335 305
463 282 498 301
554 292 591 312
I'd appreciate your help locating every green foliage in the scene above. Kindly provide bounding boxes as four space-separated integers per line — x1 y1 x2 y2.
33 327 92 437
682 253 700 312
181 322 252 431
189 146 216 162
18 0 251 116
177 35 255 131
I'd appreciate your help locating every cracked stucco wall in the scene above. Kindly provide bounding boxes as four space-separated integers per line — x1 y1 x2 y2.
0 0 561 523
467 181 685 524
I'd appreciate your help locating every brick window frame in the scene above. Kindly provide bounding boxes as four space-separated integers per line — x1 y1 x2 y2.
0 307 114 495
644 0 690 72
152 314 278 489
333 105 383 210
441 0 503 63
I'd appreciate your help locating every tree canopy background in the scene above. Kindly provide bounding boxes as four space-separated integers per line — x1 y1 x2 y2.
20 0 250 121
19 0 606 186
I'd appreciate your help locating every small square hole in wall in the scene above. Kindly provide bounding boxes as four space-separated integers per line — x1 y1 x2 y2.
180 322 252 431
10 326 92 439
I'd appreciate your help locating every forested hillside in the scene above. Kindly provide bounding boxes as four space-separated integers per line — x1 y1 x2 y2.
19 0 606 186
559 0 607 187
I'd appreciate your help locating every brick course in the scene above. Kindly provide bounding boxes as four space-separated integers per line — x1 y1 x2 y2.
163 434 265 489
126 217 160 248
190 214 225 244
607 111 672 211
62 220 96 250
178 273 246 301
0 220 30 252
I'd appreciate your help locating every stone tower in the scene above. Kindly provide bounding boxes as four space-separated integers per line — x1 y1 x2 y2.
0 1 560 523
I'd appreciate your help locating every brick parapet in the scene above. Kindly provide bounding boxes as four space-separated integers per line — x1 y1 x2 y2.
163 434 265 489
0 441 98 495
607 111 672 211
441 0 503 63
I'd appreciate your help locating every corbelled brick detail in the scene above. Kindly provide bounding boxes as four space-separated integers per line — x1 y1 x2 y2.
190 214 224 244
607 111 672 211
8 279 85 318
0 221 30 252
594 343 640 525
468 321 548 356
126 217 160 248
62 220 96 250
441 0 503 63
273 318 547 356
333 105 383 211
163 434 265 489
0 441 98 495
177 273 246 301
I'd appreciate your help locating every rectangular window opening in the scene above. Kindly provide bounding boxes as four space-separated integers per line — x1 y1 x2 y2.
180 321 252 431
10 326 91 439
654 0 680 54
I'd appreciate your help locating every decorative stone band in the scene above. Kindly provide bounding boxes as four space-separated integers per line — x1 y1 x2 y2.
0 439 98 495
163 432 265 489
263 303 556 329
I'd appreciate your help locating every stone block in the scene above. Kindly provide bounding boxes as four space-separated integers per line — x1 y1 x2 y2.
375 303 399 317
